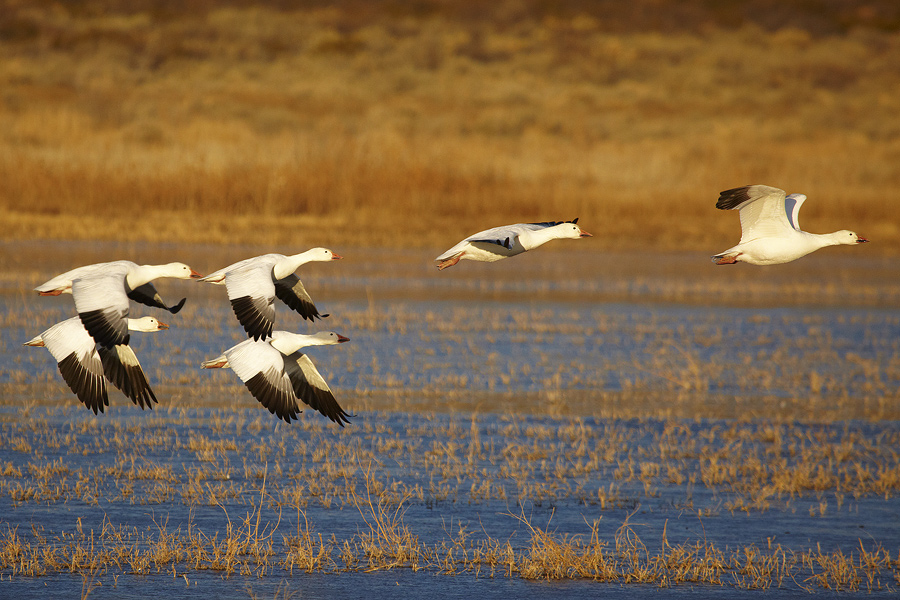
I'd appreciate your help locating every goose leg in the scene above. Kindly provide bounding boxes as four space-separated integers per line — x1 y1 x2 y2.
437 252 464 270
712 254 739 265
201 357 229 369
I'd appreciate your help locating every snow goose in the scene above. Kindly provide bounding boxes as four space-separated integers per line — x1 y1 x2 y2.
35 261 201 348
712 185 868 265
24 316 168 414
199 249 341 341
202 330 351 426
435 219 592 270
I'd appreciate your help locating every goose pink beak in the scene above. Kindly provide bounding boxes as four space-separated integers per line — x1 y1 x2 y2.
337 334 350 343
857 237 869 243
157 321 170 330
190 269 203 278
580 230 593 237
331 253 343 260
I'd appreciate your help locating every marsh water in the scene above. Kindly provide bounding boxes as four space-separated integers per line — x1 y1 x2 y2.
0 240 899 598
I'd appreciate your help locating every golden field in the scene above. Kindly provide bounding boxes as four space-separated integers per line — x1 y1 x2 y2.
1 0 899 250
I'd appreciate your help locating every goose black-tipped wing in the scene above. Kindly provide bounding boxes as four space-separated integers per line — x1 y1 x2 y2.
716 185 792 243
284 352 350 426
222 339 299 422
99 345 158 409
33 317 108 413
274 274 328 321
716 186 756 210
716 185 787 211
231 295 275 341
128 282 187 314
57 352 108 414
222 263 280 339
71 270 131 348
244 368 301 423
79 307 129 348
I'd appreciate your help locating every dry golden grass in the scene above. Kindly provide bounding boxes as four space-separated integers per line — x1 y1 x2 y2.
1 1 899 250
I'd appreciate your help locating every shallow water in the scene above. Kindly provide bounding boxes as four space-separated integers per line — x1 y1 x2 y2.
0 241 898 597
0 408 898 598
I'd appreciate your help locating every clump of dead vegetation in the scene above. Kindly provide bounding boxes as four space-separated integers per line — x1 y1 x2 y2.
0 473 897 592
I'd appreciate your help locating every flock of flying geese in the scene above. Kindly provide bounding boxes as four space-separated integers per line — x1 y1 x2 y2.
25 185 868 424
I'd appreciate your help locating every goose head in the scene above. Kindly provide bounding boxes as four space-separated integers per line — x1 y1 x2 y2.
309 248 343 261
128 316 169 332
310 331 350 345
164 262 203 279
834 230 868 245
558 219 592 239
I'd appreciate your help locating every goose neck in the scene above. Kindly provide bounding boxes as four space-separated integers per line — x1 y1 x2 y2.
273 251 317 280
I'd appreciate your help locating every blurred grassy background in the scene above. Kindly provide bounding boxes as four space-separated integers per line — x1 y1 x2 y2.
1 0 899 251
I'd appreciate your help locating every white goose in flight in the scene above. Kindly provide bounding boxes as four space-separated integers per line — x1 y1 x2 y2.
435 219 592 270
200 249 341 341
201 330 351 426
712 185 868 265
35 261 201 347
24 316 169 414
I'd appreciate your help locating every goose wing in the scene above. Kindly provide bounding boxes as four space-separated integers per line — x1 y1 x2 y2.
128 282 187 314
35 263 91 294
284 351 350 426
71 268 131 348
784 193 807 231
274 274 328 321
200 255 261 283
436 223 527 261
467 236 518 251
36 318 108 414
525 220 572 228
98 345 158 409
224 263 278 340
717 185 794 243
225 339 300 422
467 223 527 246
467 223 539 257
